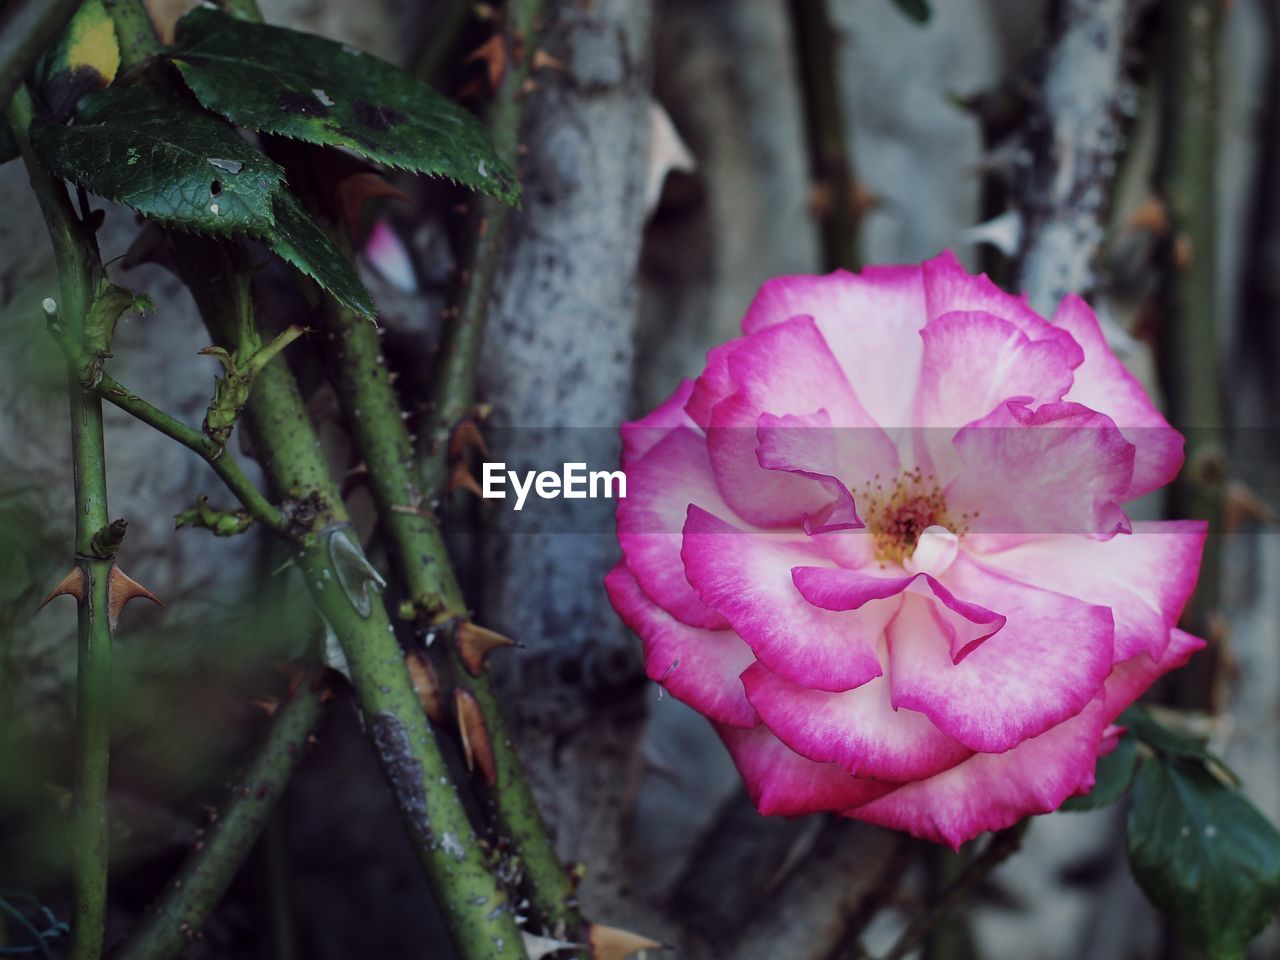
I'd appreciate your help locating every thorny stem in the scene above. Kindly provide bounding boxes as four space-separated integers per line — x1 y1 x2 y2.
97 4 528 958
1155 0 1223 696
44 331 287 533
322 295 581 942
418 0 545 496
9 85 113 960
788 0 859 271
173 236 527 960
880 824 1027 960
112 681 325 960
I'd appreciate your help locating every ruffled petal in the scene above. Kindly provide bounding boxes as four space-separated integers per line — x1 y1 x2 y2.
915 310 1080 436
947 399 1135 539
682 506 889 691
617 427 731 629
888 557 1114 753
972 521 1207 662
717 722 895 816
1053 294 1184 500
847 694 1110 849
605 564 757 727
622 378 697 465
793 565 1005 663
706 316 887 528
922 251 1082 363
743 660 972 781
741 265 928 427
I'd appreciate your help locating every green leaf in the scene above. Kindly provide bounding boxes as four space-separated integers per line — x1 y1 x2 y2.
266 191 375 320
888 0 932 23
1061 734 1138 813
1128 754 1280 959
31 85 284 235
168 7 519 205
35 0 120 122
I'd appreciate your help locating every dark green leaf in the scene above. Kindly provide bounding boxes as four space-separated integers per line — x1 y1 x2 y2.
1121 705 1209 757
888 0 931 23
1128 754 1280 959
266 191 375 320
168 7 519 205
31 85 284 235
1061 734 1137 812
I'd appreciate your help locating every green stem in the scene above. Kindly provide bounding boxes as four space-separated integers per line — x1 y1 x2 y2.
112 681 324 960
788 0 859 271
162 229 527 957
322 297 580 940
419 0 544 495
1155 0 1223 693
94 369 287 533
240 329 527 960
9 84 113 960
45 321 286 532
0 0 83 110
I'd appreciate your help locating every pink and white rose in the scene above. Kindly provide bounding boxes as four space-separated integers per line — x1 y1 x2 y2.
606 251 1206 848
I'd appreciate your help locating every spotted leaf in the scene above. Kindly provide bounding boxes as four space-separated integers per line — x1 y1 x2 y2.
168 6 519 204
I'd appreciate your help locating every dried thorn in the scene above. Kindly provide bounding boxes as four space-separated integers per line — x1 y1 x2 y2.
586 922 664 960
39 566 86 609
405 650 445 723
107 565 164 629
250 698 280 717
532 48 568 73
1223 479 1280 532
455 689 496 785
466 33 508 92
1125 196 1170 238
448 461 484 498
449 418 490 459
336 172 410 242
275 661 308 696
455 621 516 676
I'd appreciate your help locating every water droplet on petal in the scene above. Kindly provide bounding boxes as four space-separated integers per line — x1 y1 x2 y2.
209 202 220 215
312 88 336 107
477 160 488 178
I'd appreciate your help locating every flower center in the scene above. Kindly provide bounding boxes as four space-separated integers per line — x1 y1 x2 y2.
857 468 971 567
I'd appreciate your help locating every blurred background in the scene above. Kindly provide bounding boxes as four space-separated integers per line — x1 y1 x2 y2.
1 0 1276 957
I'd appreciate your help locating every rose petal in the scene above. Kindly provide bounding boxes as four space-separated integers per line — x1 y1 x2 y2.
922 250 1081 364
622 378 697 465
888 557 1114 753
617 427 732 629
947 399 1135 539
717 722 895 816
682 506 889 692
972 521 1207 661
706 316 892 528
1053 294 1184 500
848 625 1205 848
741 264 928 427
846 694 1110 849
605 564 757 727
793 564 1005 663
743 660 972 781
